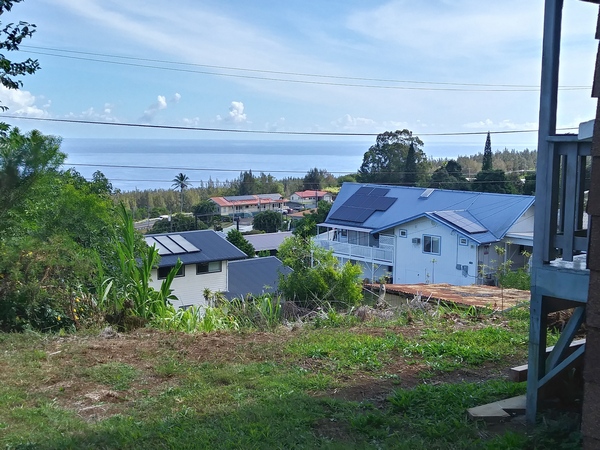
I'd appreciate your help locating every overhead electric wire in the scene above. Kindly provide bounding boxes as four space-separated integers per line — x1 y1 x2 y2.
0 114 579 137
21 46 589 92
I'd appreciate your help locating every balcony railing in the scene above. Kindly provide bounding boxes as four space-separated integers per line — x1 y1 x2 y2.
315 238 394 264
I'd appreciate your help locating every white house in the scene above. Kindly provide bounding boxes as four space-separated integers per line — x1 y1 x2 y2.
289 190 333 209
145 230 290 307
145 230 246 308
210 193 286 217
315 183 535 286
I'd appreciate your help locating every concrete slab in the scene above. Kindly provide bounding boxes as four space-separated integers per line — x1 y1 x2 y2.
467 395 526 423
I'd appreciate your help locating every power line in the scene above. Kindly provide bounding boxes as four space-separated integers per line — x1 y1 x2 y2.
21 47 590 92
21 45 592 91
1 114 579 137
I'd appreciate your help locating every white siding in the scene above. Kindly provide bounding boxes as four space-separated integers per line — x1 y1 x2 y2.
149 261 228 308
393 217 479 286
507 205 535 234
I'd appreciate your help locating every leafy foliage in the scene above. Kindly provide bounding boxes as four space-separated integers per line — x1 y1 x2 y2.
292 200 332 238
253 210 282 233
0 0 39 111
226 229 255 257
278 235 362 309
358 129 428 185
150 213 206 233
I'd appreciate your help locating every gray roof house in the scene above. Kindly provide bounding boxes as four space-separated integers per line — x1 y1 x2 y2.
145 230 288 307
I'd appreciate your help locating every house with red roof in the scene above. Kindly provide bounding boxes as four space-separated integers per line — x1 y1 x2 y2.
289 190 333 209
210 193 287 217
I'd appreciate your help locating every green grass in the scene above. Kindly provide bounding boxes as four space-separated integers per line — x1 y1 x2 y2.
0 305 582 449
85 362 140 391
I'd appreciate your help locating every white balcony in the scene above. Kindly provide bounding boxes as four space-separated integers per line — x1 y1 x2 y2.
315 238 394 264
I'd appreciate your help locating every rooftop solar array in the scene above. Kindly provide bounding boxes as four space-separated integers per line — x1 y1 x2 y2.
329 187 396 224
224 195 255 202
146 234 200 256
433 210 488 234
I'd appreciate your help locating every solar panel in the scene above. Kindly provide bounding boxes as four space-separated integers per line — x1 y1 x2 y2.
154 235 187 254
145 237 170 255
169 234 200 253
434 210 487 234
355 187 374 196
330 206 374 223
370 188 390 197
370 196 396 211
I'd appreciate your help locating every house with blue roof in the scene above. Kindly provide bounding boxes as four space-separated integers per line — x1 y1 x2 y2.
316 183 535 286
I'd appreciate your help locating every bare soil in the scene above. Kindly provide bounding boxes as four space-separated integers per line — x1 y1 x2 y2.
8 322 523 423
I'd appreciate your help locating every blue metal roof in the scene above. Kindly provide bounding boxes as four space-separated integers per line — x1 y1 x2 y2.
145 229 247 267
324 183 535 244
225 256 292 300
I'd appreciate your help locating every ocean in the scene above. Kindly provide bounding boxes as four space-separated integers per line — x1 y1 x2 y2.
60 138 534 192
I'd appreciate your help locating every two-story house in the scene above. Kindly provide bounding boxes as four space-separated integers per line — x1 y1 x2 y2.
288 190 333 209
210 193 286 217
316 183 534 286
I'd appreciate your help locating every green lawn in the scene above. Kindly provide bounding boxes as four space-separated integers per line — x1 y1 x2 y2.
0 306 580 449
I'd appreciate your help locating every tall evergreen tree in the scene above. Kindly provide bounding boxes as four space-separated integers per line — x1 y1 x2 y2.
403 143 417 186
482 132 493 171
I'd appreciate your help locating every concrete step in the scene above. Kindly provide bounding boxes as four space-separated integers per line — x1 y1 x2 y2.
467 395 526 423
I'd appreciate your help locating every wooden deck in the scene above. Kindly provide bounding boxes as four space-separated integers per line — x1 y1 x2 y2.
371 283 530 311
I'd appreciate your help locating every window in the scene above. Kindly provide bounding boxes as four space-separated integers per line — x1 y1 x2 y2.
459 237 468 246
423 235 441 255
197 261 222 274
157 265 184 280
399 229 407 238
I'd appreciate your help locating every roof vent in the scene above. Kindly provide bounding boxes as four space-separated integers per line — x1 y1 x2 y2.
420 188 435 199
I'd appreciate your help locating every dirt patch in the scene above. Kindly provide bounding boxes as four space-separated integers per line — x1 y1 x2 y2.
371 283 530 311
5 320 522 422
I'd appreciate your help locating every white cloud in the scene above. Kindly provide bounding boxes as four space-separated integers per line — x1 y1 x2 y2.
65 105 119 122
463 119 537 131
265 117 285 132
216 101 248 124
330 114 410 133
0 86 48 117
140 93 178 123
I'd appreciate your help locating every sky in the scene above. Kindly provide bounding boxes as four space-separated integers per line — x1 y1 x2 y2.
1 0 599 157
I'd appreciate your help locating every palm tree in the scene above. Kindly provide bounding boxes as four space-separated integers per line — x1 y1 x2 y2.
172 173 191 213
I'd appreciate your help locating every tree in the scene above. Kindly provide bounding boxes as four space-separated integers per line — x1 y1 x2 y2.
293 200 332 238
0 1 39 113
151 213 206 233
172 173 191 213
403 143 418 186
253 210 282 233
226 229 255 257
429 159 469 191
277 235 362 309
237 170 257 195
193 200 217 224
302 167 335 191
358 129 427 185
473 169 512 194
0 128 64 229
523 172 536 195
482 132 493 171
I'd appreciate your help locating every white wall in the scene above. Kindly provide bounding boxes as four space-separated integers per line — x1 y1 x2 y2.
149 262 228 308
393 217 479 286
507 205 535 234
